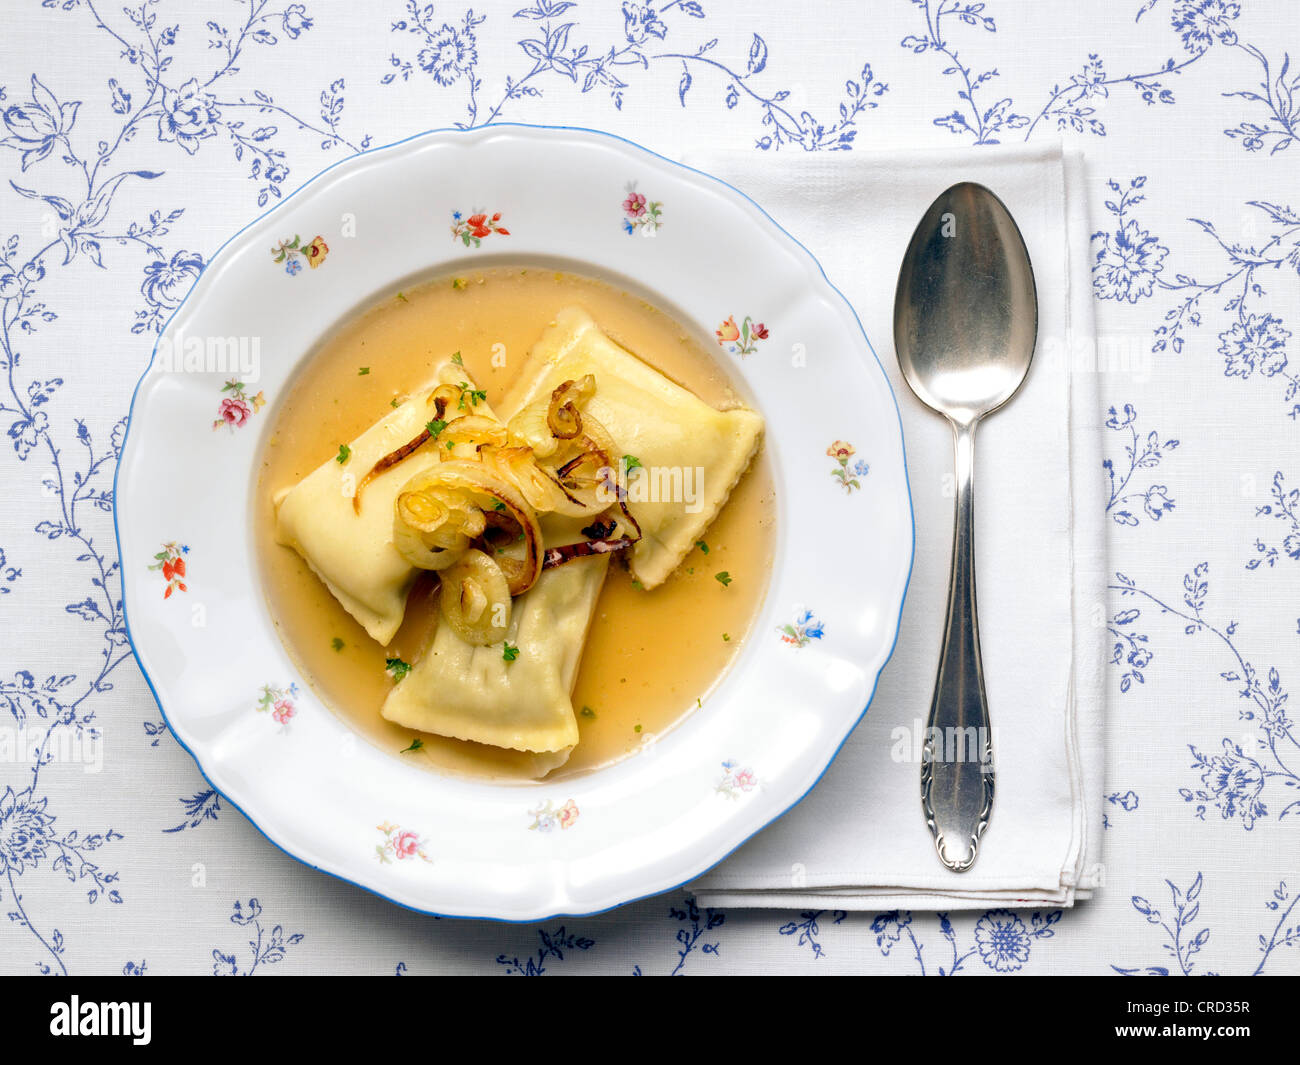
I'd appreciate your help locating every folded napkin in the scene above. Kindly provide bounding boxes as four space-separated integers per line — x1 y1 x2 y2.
686 143 1106 910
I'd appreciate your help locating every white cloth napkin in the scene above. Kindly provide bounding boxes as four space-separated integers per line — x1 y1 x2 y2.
687 143 1106 910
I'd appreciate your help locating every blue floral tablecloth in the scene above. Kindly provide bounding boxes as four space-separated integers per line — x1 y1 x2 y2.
1 0 1298 975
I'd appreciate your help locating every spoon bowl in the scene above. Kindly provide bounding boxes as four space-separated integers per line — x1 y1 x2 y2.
895 182 1038 424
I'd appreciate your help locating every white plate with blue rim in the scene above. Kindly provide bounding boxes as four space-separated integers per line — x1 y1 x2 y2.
114 124 914 921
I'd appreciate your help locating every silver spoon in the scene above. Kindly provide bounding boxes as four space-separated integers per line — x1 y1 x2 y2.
893 182 1038 872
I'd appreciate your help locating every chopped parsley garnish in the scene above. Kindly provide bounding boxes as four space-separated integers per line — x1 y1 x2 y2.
452 278 467 291
634 724 642 733
390 397 400 408
722 633 731 642
399 737 424 754
330 637 345 651
580 705 597 719
395 291 408 302
358 366 370 376
715 571 732 587
502 642 520 663
425 417 448 439
385 656 412 682
336 443 351 464
450 351 464 365
622 454 643 474
494 501 507 512
696 540 710 554
457 383 486 410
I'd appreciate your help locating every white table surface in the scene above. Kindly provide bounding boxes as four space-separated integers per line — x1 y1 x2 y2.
1 0 1297 975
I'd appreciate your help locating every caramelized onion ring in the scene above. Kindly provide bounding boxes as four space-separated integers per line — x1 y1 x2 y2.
440 415 508 451
440 549 511 646
505 402 558 458
479 446 567 513
393 481 484 568
543 414 623 517
351 388 460 514
546 374 595 439
394 460 542 595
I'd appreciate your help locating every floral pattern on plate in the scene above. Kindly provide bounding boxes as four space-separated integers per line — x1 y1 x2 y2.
376 821 433 864
451 210 509 247
827 440 869 493
778 608 825 648
255 682 299 732
212 379 265 431
271 234 329 274
622 184 663 235
528 798 579 832
716 760 758 799
715 314 768 356
147 542 189 598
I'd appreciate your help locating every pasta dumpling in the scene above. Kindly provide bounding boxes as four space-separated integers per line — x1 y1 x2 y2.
275 360 497 644
381 515 608 754
509 306 764 588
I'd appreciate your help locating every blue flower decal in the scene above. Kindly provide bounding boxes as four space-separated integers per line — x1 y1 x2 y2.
1170 0 1240 56
0 75 78 171
281 3 313 39
1188 739 1267 829
1142 485 1175 521
779 608 825 648
418 23 479 86
973 910 1032 973
140 249 204 313
1093 218 1168 303
622 2 668 46
870 911 911 956
136 249 204 334
1218 313 1290 379
156 78 221 155
0 785 55 875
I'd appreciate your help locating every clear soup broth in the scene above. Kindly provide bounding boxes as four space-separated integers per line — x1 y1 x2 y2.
255 266 774 781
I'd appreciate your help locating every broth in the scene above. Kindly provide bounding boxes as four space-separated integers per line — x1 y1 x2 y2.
255 266 775 780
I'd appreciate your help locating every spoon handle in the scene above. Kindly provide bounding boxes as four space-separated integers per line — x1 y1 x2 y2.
921 420 995 872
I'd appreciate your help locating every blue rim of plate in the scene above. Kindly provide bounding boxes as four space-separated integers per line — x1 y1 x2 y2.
111 122 916 923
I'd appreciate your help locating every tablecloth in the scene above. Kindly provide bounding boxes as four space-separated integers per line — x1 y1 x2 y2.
1 0 1297 975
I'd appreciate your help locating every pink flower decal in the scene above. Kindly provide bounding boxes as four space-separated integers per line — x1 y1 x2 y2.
255 682 299 733
621 184 662 235
212 379 265 432
376 821 433 864
716 760 758 799
218 396 250 427
392 830 421 858
528 798 580 832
